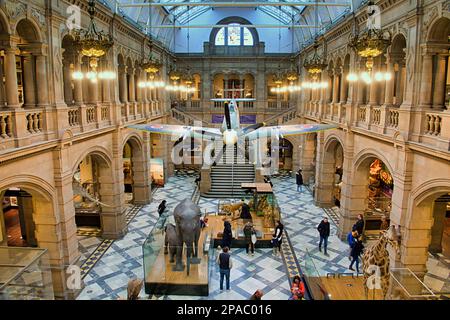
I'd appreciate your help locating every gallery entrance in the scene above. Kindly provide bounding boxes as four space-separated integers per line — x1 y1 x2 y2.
1 188 37 247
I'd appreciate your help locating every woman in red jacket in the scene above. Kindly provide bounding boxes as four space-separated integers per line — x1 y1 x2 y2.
289 275 305 300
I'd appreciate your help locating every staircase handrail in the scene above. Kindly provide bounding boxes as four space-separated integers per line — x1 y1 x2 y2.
263 106 298 125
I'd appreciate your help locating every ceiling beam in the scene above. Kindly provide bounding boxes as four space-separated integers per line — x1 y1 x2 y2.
118 2 351 8
143 24 321 28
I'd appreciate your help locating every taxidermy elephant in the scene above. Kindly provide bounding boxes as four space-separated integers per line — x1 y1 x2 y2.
173 198 202 276
164 223 177 263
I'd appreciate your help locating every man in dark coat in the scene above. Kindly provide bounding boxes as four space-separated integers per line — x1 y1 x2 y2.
221 220 233 249
317 217 330 255
349 237 364 273
240 199 252 221
296 169 304 192
352 214 365 236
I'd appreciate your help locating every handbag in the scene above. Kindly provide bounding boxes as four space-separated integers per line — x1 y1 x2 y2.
251 232 257 244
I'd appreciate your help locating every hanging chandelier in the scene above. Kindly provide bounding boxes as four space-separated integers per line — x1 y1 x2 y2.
138 40 165 89
71 0 115 82
302 40 328 90
165 61 183 92
348 1 391 80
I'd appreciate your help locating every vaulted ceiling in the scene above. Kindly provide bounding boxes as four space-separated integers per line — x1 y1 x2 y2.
101 0 362 51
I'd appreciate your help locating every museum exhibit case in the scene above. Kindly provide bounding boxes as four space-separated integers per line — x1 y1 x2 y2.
0 247 54 300
142 199 214 296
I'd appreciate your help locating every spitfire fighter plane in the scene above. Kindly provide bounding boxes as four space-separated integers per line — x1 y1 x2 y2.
127 98 337 144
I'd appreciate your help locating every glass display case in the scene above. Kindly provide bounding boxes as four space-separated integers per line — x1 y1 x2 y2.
0 247 54 300
302 249 328 300
389 268 437 300
142 212 213 296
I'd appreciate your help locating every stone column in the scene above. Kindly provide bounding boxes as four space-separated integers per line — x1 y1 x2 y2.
339 67 347 103
62 60 73 105
0 57 5 107
332 72 339 103
35 55 50 107
128 68 136 102
384 58 395 106
428 199 447 254
87 73 98 105
396 63 406 106
313 132 335 208
35 55 49 106
369 63 379 106
432 54 448 109
4 47 20 108
73 58 84 105
419 53 433 107
22 54 36 108
120 66 128 103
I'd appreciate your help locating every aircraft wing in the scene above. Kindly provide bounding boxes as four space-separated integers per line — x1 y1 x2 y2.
127 124 222 140
243 123 338 140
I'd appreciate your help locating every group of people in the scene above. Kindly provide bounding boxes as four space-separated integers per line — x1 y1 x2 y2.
216 218 284 292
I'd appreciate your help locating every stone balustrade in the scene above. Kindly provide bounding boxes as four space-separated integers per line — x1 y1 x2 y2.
68 107 80 127
25 111 43 134
387 109 399 128
101 106 109 122
358 106 367 124
0 111 12 139
371 107 381 125
86 107 96 124
425 113 442 136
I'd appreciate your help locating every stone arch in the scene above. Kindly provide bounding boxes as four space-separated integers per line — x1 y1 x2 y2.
209 16 259 45
315 135 345 207
122 133 149 204
0 175 57 251
353 148 395 177
427 17 450 43
0 7 11 35
400 179 450 273
13 18 43 43
71 146 113 174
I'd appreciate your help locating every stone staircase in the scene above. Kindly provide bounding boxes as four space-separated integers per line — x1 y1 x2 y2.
202 143 255 199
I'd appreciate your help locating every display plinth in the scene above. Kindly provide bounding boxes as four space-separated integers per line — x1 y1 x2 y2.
143 216 211 296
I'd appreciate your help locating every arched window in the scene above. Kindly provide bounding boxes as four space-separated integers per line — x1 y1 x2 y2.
215 23 254 46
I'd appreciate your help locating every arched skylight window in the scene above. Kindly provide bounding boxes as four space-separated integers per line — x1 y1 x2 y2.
215 23 254 46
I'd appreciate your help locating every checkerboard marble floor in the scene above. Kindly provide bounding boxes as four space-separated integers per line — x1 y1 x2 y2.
270 175 352 276
78 174 290 300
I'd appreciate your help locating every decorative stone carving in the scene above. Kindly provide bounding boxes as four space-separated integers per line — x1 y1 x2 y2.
5 0 26 21
31 7 45 28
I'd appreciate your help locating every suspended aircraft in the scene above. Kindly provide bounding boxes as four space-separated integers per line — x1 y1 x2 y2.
127 98 337 145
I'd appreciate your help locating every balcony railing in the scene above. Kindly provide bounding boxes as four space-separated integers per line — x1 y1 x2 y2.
371 107 381 125
425 113 442 136
68 107 80 126
387 109 399 128
26 111 43 134
0 111 12 139
86 107 96 124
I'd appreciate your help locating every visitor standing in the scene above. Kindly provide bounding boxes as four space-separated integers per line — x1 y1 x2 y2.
296 169 304 192
349 236 364 273
158 200 167 217
243 221 256 256
352 214 365 236
272 220 284 256
317 217 330 255
217 246 233 290
222 220 233 249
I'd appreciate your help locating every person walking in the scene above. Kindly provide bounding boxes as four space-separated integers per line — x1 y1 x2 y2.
317 217 330 255
346 230 358 260
217 246 233 290
243 221 256 256
296 169 304 192
221 220 233 249
272 220 284 256
352 214 365 236
349 236 364 273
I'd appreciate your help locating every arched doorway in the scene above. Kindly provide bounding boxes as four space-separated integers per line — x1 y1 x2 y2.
315 137 344 207
72 153 112 233
123 136 148 204
1 188 36 247
352 155 394 236
278 138 293 171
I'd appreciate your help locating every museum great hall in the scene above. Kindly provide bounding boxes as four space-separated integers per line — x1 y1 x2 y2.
0 0 448 300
